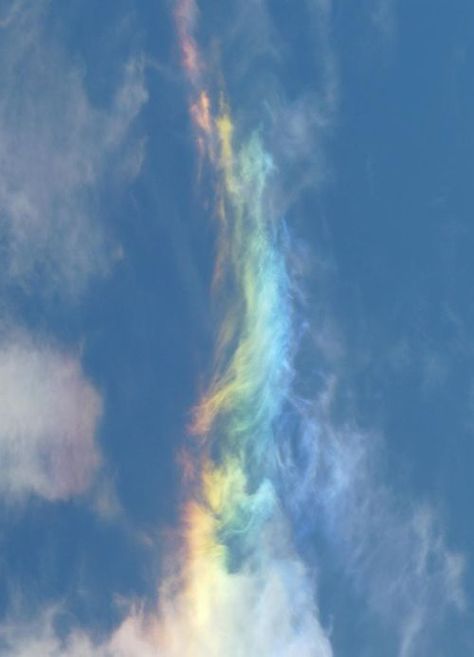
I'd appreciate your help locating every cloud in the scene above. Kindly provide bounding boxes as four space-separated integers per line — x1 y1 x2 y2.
264 0 338 216
147 513 333 657
0 1 146 508
0 610 104 657
0 0 147 299
0 1 464 657
370 0 397 42
0 0 27 28
278 366 466 656
0 608 157 657
0 518 334 657
0 334 102 503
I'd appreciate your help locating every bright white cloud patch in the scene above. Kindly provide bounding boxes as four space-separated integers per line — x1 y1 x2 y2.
153 560 332 657
0 337 102 502
0 533 333 657
0 1 147 298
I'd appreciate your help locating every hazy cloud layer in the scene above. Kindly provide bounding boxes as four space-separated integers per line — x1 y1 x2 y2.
0 0 147 298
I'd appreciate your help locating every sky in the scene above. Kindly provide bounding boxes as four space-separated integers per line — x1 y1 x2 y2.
0 0 472 656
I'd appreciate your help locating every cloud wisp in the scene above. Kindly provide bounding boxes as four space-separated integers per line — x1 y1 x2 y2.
0 2 468 656
159 3 466 655
137 1 335 654
0 1 148 507
278 370 466 655
0 0 147 300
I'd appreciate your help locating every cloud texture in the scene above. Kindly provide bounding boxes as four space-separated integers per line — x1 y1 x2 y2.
0 1 468 657
0 0 147 298
0 335 102 502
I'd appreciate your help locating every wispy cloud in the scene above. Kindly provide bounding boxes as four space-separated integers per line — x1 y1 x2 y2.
280 350 467 655
0 332 102 503
0 0 147 299
0 0 148 507
0 534 334 656
0 1 467 656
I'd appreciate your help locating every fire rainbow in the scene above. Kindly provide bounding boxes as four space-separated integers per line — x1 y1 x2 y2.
149 1 332 654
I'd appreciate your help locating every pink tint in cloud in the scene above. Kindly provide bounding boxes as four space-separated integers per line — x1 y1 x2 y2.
0 336 102 502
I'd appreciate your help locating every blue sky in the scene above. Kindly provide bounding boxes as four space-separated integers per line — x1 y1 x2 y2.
0 1 472 655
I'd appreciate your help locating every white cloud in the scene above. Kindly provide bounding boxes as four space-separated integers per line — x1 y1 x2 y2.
0 610 161 657
0 0 147 298
280 367 467 656
0 608 158 657
150 519 333 657
0 334 102 502
0 517 334 657
0 610 104 657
